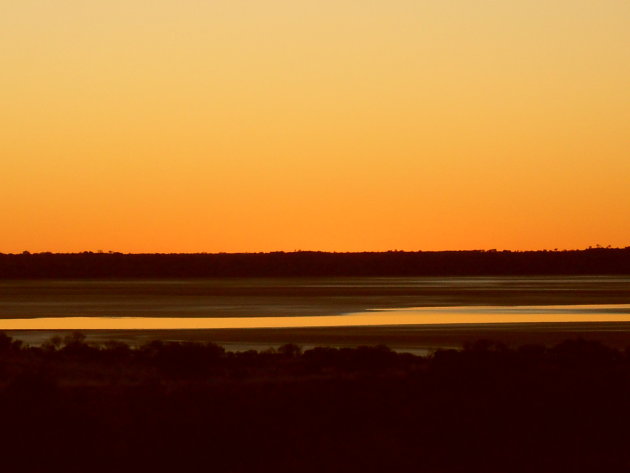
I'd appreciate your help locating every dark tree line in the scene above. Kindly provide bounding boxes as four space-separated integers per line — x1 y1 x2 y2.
3 333 630 472
2 247 630 278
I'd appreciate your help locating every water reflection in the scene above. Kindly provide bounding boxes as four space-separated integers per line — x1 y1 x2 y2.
2 276 629 319
2 304 630 330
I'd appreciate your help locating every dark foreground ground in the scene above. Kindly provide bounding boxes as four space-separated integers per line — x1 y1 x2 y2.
2 332 630 472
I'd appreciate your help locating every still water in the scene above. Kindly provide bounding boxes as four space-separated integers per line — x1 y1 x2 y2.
1 304 630 330
1 276 629 330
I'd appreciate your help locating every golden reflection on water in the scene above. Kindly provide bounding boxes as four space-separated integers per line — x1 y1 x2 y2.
2 305 630 330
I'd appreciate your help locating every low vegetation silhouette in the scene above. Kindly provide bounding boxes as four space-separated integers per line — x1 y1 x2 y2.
2 247 630 278
2 332 630 472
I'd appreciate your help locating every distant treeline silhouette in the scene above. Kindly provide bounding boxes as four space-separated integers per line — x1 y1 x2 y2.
3 332 630 472
2 247 630 278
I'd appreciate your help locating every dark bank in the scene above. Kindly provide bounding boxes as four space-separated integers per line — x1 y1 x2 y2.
3 247 630 279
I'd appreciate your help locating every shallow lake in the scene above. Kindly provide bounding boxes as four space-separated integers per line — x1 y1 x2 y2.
2 276 629 319
1 276 629 331
2 303 630 330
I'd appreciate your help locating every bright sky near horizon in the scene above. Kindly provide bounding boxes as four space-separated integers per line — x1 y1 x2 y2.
1 1 629 253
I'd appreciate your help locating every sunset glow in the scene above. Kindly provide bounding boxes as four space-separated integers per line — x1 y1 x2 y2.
2 0 629 252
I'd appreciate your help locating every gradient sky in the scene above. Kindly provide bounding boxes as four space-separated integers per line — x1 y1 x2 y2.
2 0 629 253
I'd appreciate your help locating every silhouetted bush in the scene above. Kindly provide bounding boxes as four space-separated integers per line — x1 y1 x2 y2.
2 332 630 472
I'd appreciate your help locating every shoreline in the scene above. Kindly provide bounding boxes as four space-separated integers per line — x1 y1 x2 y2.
7 320 630 350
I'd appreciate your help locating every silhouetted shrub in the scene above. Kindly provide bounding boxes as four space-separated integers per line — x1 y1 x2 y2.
2 332 630 472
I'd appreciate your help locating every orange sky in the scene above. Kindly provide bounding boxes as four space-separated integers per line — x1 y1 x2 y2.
2 0 629 253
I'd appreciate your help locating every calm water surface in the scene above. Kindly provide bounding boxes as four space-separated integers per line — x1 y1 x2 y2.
1 276 629 330
2 304 630 330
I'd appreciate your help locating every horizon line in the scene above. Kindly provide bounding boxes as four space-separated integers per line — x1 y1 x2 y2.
5 246 630 256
